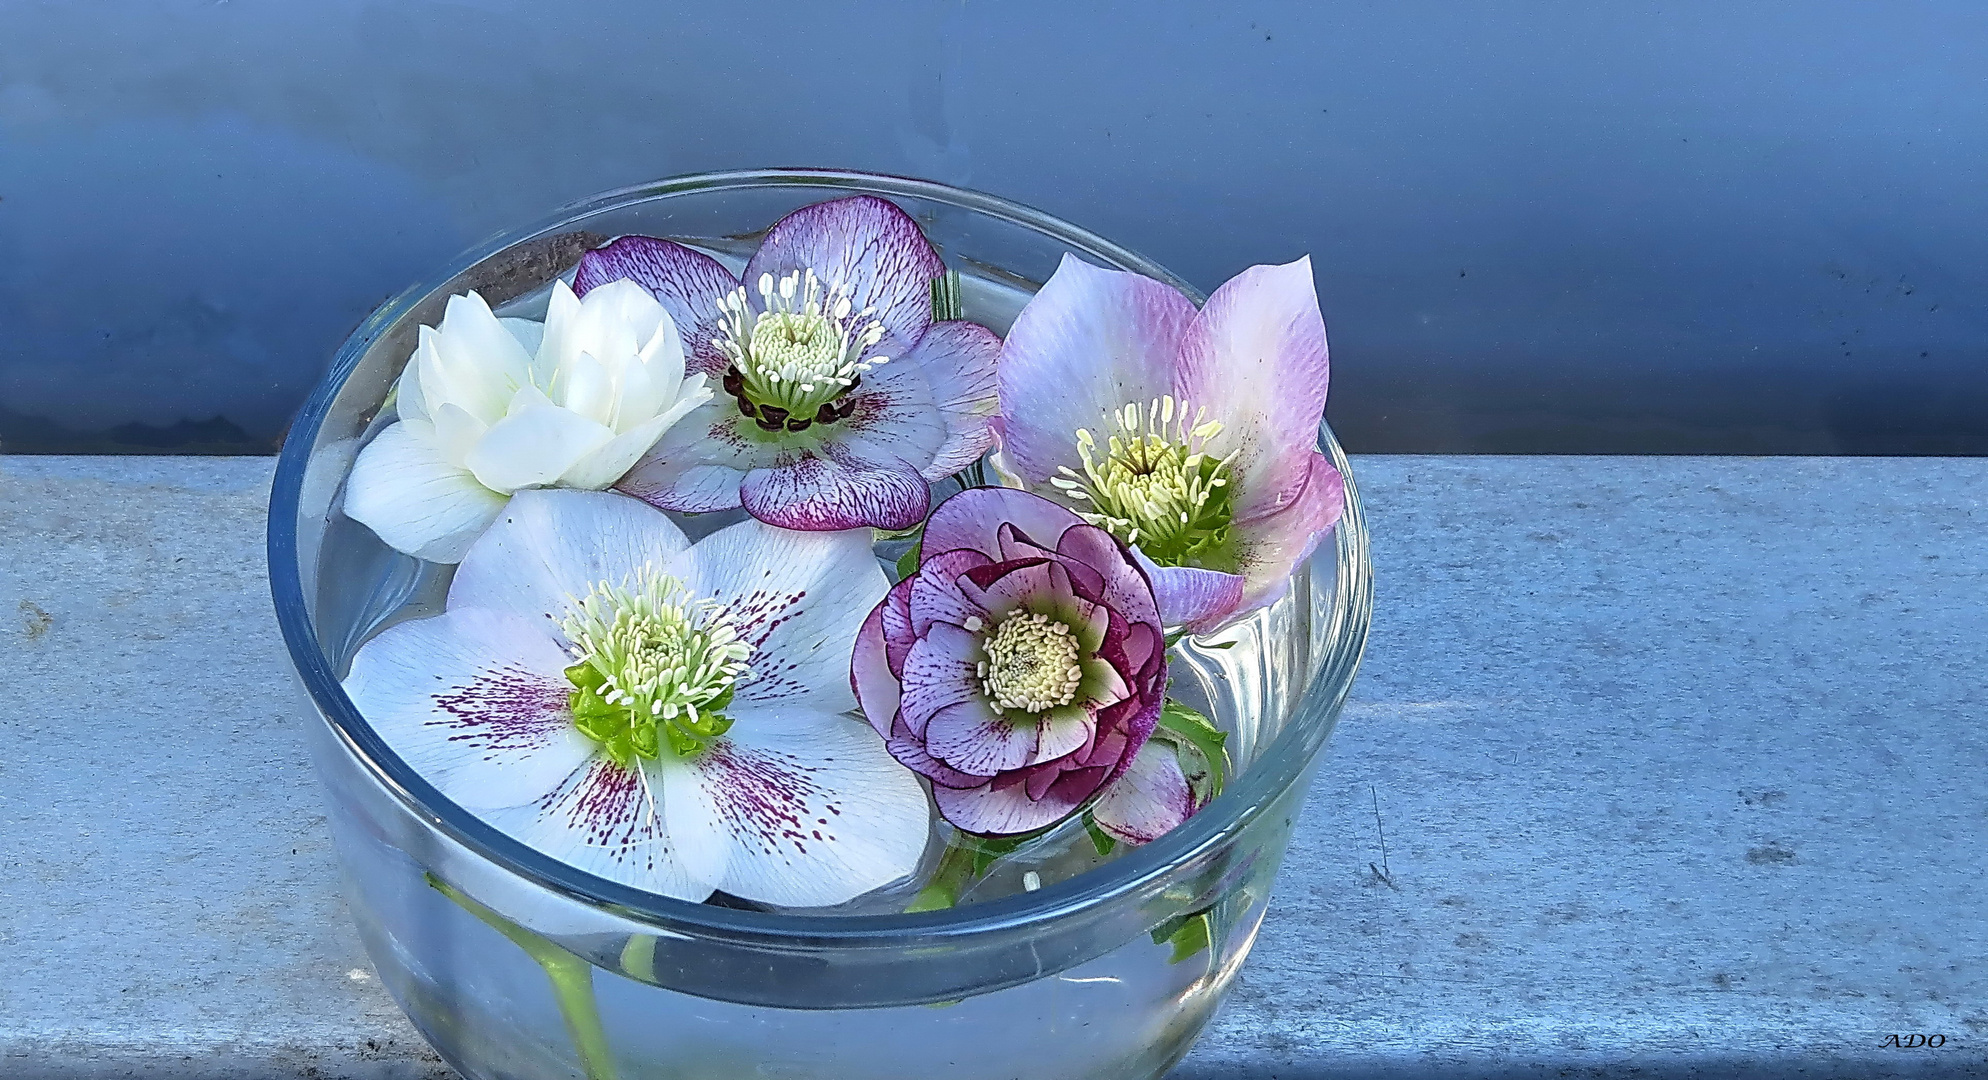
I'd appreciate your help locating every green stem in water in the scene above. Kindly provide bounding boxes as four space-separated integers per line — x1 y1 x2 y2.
905 842 981 912
427 874 618 1080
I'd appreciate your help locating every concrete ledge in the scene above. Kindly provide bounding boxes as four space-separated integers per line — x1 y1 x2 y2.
2 455 1983 1078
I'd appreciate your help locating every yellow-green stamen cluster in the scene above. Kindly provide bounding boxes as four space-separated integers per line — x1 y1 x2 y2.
1051 396 1238 567
712 268 891 432
975 611 1084 714
560 565 751 764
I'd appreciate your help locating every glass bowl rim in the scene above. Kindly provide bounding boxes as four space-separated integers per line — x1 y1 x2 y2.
268 166 1372 948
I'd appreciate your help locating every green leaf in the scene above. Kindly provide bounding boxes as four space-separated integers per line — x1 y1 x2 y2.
1085 814 1118 856
1148 903 1216 964
1165 912 1213 964
1157 698 1230 801
905 880 959 913
895 540 923 583
929 269 964 322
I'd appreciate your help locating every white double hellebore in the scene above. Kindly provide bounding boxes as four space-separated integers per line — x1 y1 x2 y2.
344 281 714 563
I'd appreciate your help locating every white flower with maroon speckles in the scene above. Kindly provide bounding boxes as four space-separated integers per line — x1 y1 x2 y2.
341 487 930 906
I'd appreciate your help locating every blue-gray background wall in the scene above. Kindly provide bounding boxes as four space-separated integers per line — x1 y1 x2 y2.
2 0 1984 454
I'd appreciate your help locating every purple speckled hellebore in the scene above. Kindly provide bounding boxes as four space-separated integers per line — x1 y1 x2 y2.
993 255 1345 633
573 196 1000 531
852 487 1189 840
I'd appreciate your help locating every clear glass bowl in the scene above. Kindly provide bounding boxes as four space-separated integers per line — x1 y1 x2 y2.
268 168 1372 1080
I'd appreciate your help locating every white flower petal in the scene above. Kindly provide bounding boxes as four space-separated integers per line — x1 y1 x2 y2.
557 350 618 427
555 412 673 492
342 607 594 810
664 516 890 712
395 349 432 427
501 316 546 358
432 294 533 420
463 386 615 493
447 488 692 628
658 705 932 907
342 422 508 563
635 296 688 378
429 402 488 468
485 757 707 901
533 280 584 387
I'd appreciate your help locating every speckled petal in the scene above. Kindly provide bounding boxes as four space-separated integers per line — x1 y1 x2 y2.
664 516 888 713
484 756 704 901
343 607 594 811
654 704 930 907
932 774 1086 837
744 195 943 352
1231 450 1345 613
738 449 930 532
903 319 1001 479
922 486 1086 562
1090 739 1197 846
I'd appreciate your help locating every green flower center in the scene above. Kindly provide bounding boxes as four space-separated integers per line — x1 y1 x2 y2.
560 566 751 765
1051 396 1238 568
713 268 892 434
976 611 1084 714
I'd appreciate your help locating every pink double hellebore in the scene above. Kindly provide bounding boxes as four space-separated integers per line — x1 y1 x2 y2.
995 255 1345 633
575 196 1000 531
852 488 1179 838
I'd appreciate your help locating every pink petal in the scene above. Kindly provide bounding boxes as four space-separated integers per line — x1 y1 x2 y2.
1231 450 1345 614
1172 257 1330 520
996 255 1196 483
903 320 1000 479
885 715 985 789
1131 546 1246 634
933 774 1085 837
615 402 774 513
899 622 983 736
851 601 900 739
575 236 740 377
878 575 918 674
907 548 994 638
924 699 1038 775
1054 523 1161 627
922 486 1085 562
737 447 930 531
812 361 950 480
1090 740 1197 846
744 195 943 353
958 558 1069 620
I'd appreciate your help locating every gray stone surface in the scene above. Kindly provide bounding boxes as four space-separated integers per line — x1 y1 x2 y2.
2 455 1983 1078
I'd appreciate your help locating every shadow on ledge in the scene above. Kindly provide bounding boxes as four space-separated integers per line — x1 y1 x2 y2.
0 406 274 455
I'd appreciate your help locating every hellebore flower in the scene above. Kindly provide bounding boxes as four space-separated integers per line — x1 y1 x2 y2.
993 255 1345 633
344 282 713 563
850 487 1171 837
343 488 930 907
574 195 1000 532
